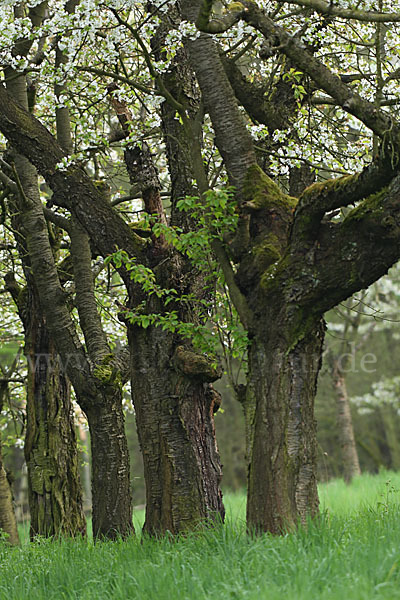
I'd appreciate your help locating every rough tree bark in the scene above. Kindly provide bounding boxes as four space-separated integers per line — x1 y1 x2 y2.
246 323 323 531
1 3 133 538
0 383 20 545
1 1 87 539
23 317 86 538
129 327 224 533
2 100 133 539
0 72 224 536
18 289 86 538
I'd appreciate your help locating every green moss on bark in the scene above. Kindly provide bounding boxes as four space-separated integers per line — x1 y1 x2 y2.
254 234 281 272
343 187 387 224
226 2 245 11
93 354 122 386
299 172 360 203
173 346 222 382
243 164 297 212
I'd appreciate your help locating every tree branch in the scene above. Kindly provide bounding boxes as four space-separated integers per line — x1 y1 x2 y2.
0 170 17 194
221 53 294 131
300 175 400 315
276 0 400 22
211 239 253 329
3 273 26 322
43 207 72 232
107 6 185 113
196 0 244 33
77 66 153 95
16 176 93 399
182 0 256 191
312 95 400 107
70 218 110 364
113 345 130 385
292 150 398 241
241 1 400 145
0 83 147 264
107 86 168 250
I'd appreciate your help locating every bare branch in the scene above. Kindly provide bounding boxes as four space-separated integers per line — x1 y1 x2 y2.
77 66 153 95
0 170 17 194
106 6 185 113
211 239 253 329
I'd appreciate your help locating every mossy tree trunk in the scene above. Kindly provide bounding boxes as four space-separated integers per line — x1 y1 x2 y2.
24 310 86 538
18 199 134 539
111 22 225 534
0 77 223 536
5 223 87 539
5 223 90 539
3 67 133 538
235 164 400 532
3 7 87 537
0 383 20 545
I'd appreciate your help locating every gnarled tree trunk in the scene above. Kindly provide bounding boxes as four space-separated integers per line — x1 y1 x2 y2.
119 17 225 534
4 21 86 538
129 316 224 535
24 310 86 538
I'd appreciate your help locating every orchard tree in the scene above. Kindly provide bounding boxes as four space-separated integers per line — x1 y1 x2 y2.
2 0 400 536
178 0 400 533
1 178 87 538
0 0 225 537
0 359 20 545
0 1 134 539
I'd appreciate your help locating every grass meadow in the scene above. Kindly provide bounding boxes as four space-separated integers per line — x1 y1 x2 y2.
2 471 400 599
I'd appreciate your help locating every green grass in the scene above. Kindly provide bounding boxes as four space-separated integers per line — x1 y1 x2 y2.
3 471 400 600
